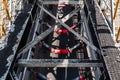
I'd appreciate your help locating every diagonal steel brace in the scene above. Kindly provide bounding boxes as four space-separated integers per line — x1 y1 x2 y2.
38 4 101 54
17 27 54 58
61 7 81 22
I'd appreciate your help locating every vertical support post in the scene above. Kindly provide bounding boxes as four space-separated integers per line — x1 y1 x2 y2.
110 0 115 39
0 26 2 39
3 0 11 21
9 0 12 17
116 26 120 42
113 0 120 42
2 21 6 36
0 0 3 38
113 0 120 19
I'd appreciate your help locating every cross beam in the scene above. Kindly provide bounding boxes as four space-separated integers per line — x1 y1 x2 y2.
38 0 83 4
37 3 101 54
61 7 81 23
17 7 80 57
17 59 103 67
17 27 54 58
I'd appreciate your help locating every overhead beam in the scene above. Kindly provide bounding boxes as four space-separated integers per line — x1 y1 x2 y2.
38 0 83 4
17 59 103 67
37 3 101 54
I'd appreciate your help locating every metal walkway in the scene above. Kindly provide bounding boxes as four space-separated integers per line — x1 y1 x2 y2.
85 0 120 80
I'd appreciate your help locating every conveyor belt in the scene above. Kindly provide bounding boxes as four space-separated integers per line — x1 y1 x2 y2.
85 0 120 80
0 1 36 79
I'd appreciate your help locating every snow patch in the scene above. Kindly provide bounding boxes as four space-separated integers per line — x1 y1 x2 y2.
10 24 15 32
17 30 23 39
6 54 14 67
12 44 18 55
0 73 7 80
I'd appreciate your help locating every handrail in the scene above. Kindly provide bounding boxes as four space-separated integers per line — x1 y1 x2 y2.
3 0 11 21
113 0 120 19
116 26 120 42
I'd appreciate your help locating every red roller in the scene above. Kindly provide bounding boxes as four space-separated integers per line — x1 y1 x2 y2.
55 25 77 35
79 75 84 80
51 48 55 53
61 49 68 54
62 29 68 34
56 29 63 34
58 4 66 7
46 23 78 35
51 48 61 54
55 29 68 34
51 48 68 54
54 49 61 54
53 4 70 8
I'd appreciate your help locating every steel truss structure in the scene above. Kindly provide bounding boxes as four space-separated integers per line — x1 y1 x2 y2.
3 0 111 80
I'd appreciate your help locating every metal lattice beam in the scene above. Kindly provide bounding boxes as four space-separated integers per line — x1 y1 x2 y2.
17 59 103 67
17 6 80 58
37 3 101 54
62 7 81 23
17 27 54 58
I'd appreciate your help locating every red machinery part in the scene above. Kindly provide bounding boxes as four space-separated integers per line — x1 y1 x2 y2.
55 25 77 34
46 23 78 35
54 49 61 54
55 29 68 34
51 48 61 54
60 49 68 54
79 75 84 80
55 29 63 34
58 4 66 7
44 42 80 54
62 29 68 34
51 48 68 54
53 4 71 8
